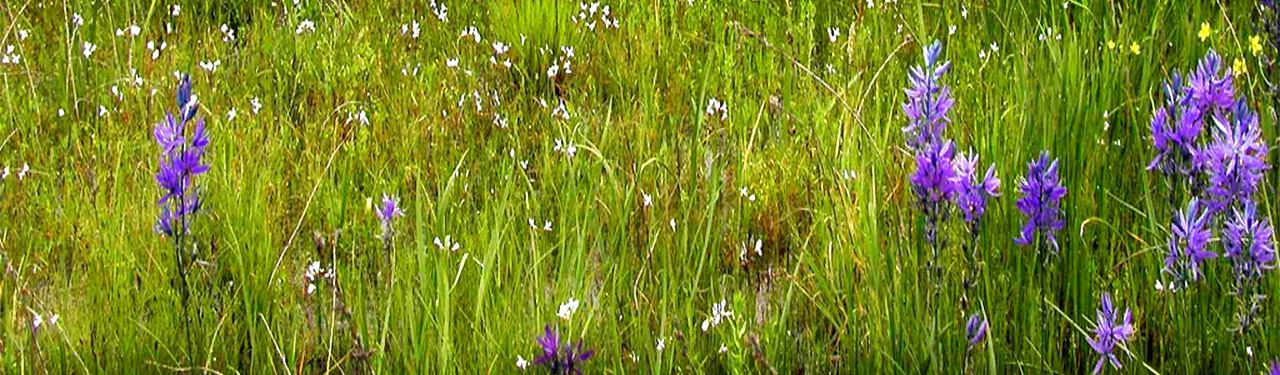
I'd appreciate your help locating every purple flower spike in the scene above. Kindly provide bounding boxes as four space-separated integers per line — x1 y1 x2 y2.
1164 199 1216 289
1014 152 1067 253
909 140 959 245
534 325 594 375
154 75 210 237
965 313 988 350
1186 49 1234 113
377 193 404 242
902 40 954 150
1204 98 1270 214
1147 73 1206 178
1087 293 1135 375
952 150 1001 226
1269 360 1280 375
1224 202 1276 285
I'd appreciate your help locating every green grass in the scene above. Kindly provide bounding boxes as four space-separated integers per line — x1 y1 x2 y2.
1 0 1277 373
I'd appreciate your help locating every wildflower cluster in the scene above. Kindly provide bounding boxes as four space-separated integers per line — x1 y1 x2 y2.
1013 151 1067 256
1148 49 1275 296
154 75 210 238
533 325 594 374
1086 294 1135 375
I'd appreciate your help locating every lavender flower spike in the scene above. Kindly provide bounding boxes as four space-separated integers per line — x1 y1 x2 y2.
965 312 988 350
376 193 404 242
1186 49 1234 113
535 325 594 375
1204 97 1270 214
1147 72 1205 177
1164 199 1216 289
1224 202 1276 284
154 75 210 236
1014 151 1067 253
901 40 954 150
909 140 959 245
1087 294 1135 375
952 150 1001 226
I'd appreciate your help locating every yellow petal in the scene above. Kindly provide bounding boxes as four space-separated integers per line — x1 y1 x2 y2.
1130 42 1141 55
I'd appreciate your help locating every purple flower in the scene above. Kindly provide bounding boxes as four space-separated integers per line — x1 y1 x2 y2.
965 313 988 350
909 140 959 244
534 325 594 375
377 193 404 242
1147 72 1207 178
154 75 210 236
1186 49 1234 113
1224 202 1276 284
951 150 1001 226
1203 98 1269 214
901 40 954 150
1270 360 1280 375
1164 199 1217 288
1087 294 1135 375
1014 152 1067 253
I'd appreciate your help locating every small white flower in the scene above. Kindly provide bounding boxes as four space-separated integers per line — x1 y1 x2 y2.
492 42 509 55
433 236 461 252
1 166 8 179
669 219 676 231
73 13 84 28
296 19 316 34
446 57 459 68
198 59 220 72
129 25 141 37
656 338 665 351
251 97 262 114
961 6 968 19
58 109 65 117
171 5 181 16
719 344 728 354
98 105 108 117
557 298 581 320
949 25 956 35
516 355 529 370
1247 346 1254 357
544 221 553 231
32 313 43 329
306 283 316 295
49 314 59 326
82 41 97 58
989 41 999 53
547 63 559 78
227 107 237 121
826 27 840 43
643 192 652 207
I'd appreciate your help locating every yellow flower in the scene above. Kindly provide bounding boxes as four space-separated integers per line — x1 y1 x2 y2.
1250 35 1263 56
1107 40 1116 50
1130 42 1141 55
1233 58 1247 76
1198 22 1212 41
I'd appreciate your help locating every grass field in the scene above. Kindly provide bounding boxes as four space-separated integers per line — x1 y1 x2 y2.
1 0 1279 374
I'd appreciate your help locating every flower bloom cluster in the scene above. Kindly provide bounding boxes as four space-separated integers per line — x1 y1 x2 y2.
534 325 594 375
153 75 210 237
1163 199 1216 290
1086 294 1134 375
1013 152 1067 254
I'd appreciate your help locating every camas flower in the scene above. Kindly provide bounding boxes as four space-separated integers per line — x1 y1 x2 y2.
1164 199 1216 288
909 140 959 244
154 75 210 236
1014 152 1067 252
1224 202 1276 284
1186 49 1234 113
1147 72 1205 177
901 40 954 150
1203 98 1269 214
951 150 1001 226
376 193 404 243
1087 294 1135 375
965 312 988 350
535 325 594 375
